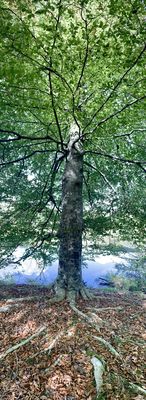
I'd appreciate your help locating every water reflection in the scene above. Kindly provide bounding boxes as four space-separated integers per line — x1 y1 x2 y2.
0 254 122 287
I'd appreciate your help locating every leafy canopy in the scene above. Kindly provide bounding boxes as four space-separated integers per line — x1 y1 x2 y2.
0 0 145 266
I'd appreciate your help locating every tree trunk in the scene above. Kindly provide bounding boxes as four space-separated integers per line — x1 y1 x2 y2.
55 123 83 300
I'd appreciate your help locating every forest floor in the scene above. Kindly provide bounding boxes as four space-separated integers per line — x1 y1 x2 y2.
0 284 145 400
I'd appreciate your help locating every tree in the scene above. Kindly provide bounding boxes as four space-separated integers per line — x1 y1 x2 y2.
0 0 145 301
113 252 146 291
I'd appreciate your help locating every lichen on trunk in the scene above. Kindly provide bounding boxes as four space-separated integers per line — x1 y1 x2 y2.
55 123 84 300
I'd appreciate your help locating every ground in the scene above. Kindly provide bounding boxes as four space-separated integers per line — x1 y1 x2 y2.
0 284 146 400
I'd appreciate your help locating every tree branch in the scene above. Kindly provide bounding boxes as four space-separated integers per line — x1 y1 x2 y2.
47 1 66 151
83 161 116 191
75 11 89 92
0 129 61 145
35 151 65 213
1 6 49 62
83 43 146 132
48 72 64 151
0 120 42 126
0 83 50 96
82 95 146 139
114 128 146 138
44 66 72 93
84 151 146 172
7 38 46 70
51 0 62 54
2 33 72 93
0 149 53 167
83 173 93 207
2 101 48 111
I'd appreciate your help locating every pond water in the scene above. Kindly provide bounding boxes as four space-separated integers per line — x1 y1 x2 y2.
0 248 124 287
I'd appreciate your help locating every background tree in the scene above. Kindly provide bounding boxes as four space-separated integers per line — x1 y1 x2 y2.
0 0 145 300
107 252 146 291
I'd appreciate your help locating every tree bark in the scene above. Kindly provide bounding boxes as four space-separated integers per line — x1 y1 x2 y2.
55 123 83 299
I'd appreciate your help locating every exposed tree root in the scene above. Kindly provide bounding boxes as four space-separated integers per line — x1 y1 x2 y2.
49 286 66 303
0 299 43 313
44 355 63 373
92 335 122 358
91 354 146 399
0 326 46 361
87 312 105 326
6 296 44 303
0 306 12 313
41 331 65 355
91 356 146 398
30 330 65 359
91 359 146 398
66 290 76 303
127 382 146 396
69 303 101 331
79 287 89 300
113 373 146 397
79 286 95 300
0 299 41 313
1 289 145 399
91 356 104 398
48 283 95 303
86 306 123 312
91 357 146 398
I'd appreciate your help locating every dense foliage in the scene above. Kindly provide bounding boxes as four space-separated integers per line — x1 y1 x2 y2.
111 253 146 291
0 0 145 267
